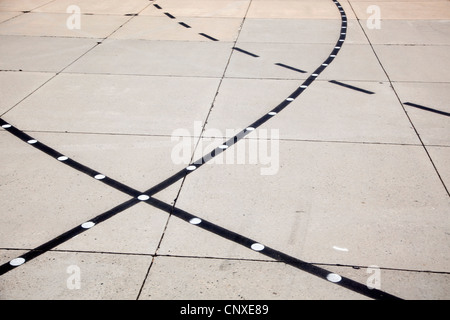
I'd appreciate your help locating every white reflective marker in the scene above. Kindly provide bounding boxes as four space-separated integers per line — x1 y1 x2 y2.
189 218 202 225
326 273 342 283
9 257 25 266
251 243 265 251
81 221 95 229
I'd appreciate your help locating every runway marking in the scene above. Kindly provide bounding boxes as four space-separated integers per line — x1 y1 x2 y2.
0 0 402 300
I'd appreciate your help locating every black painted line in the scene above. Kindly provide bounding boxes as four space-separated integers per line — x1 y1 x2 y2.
274 63 307 74
404 102 450 117
0 0 401 301
329 80 375 95
232 47 260 58
164 12 176 19
141 196 401 300
0 199 139 276
178 22 191 29
198 33 219 41
153 4 162 10
0 119 141 198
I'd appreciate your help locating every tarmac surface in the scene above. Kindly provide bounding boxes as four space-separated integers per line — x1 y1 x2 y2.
0 0 449 300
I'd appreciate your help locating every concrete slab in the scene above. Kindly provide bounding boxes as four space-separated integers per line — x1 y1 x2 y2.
373 45 450 82
139 256 450 300
361 20 450 45
3 73 221 136
0 131 131 249
351 1 450 20
0 11 22 23
0 0 53 12
427 147 450 189
246 0 356 20
0 0 449 301
55 202 168 255
0 71 54 115
0 12 130 38
33 0 151 15
0 35 98 72
24 132 186 201
0 250 152 299
110 16 243 42
319 44 388 81
64 39 233 77
226 43 331 80
172 140 450 272
203 78 418 144
392 82 450 146
139 256 367 300
238 18 368 44
140 0 251 18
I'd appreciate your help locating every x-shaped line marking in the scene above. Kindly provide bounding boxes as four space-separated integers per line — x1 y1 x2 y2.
0 0 401 300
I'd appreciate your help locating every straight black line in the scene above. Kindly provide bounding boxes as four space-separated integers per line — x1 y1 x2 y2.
329 80 375 94
0 119 141 198
404 102 450 117
198 33 219 41
164 12 176 19
275 63 307 74
0 198 139 276
142 196 401 300
178 22 191 29
232 47 260 58
153 4 162 10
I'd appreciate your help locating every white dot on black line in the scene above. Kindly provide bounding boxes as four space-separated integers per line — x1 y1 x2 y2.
10 257 26 266
186 165 197 171
219 145 228 149
330 55 336 57
246 127 255 132
268 111 277 116
322 63 328 66
138 195 150 201
286 98 294 101
251 243 265 251
335 46 341 49
300 85 308 88
27 139 37 144
326 273 342 283
312 73 318 77
1 124 11 128
57 156 68 161
94 174 106 180
81 221 95 229
189 218 202 225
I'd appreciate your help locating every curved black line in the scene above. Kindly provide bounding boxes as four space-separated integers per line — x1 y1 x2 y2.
0 0 402 300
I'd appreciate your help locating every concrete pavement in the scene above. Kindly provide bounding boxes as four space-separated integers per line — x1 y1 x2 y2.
0 0 449 300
